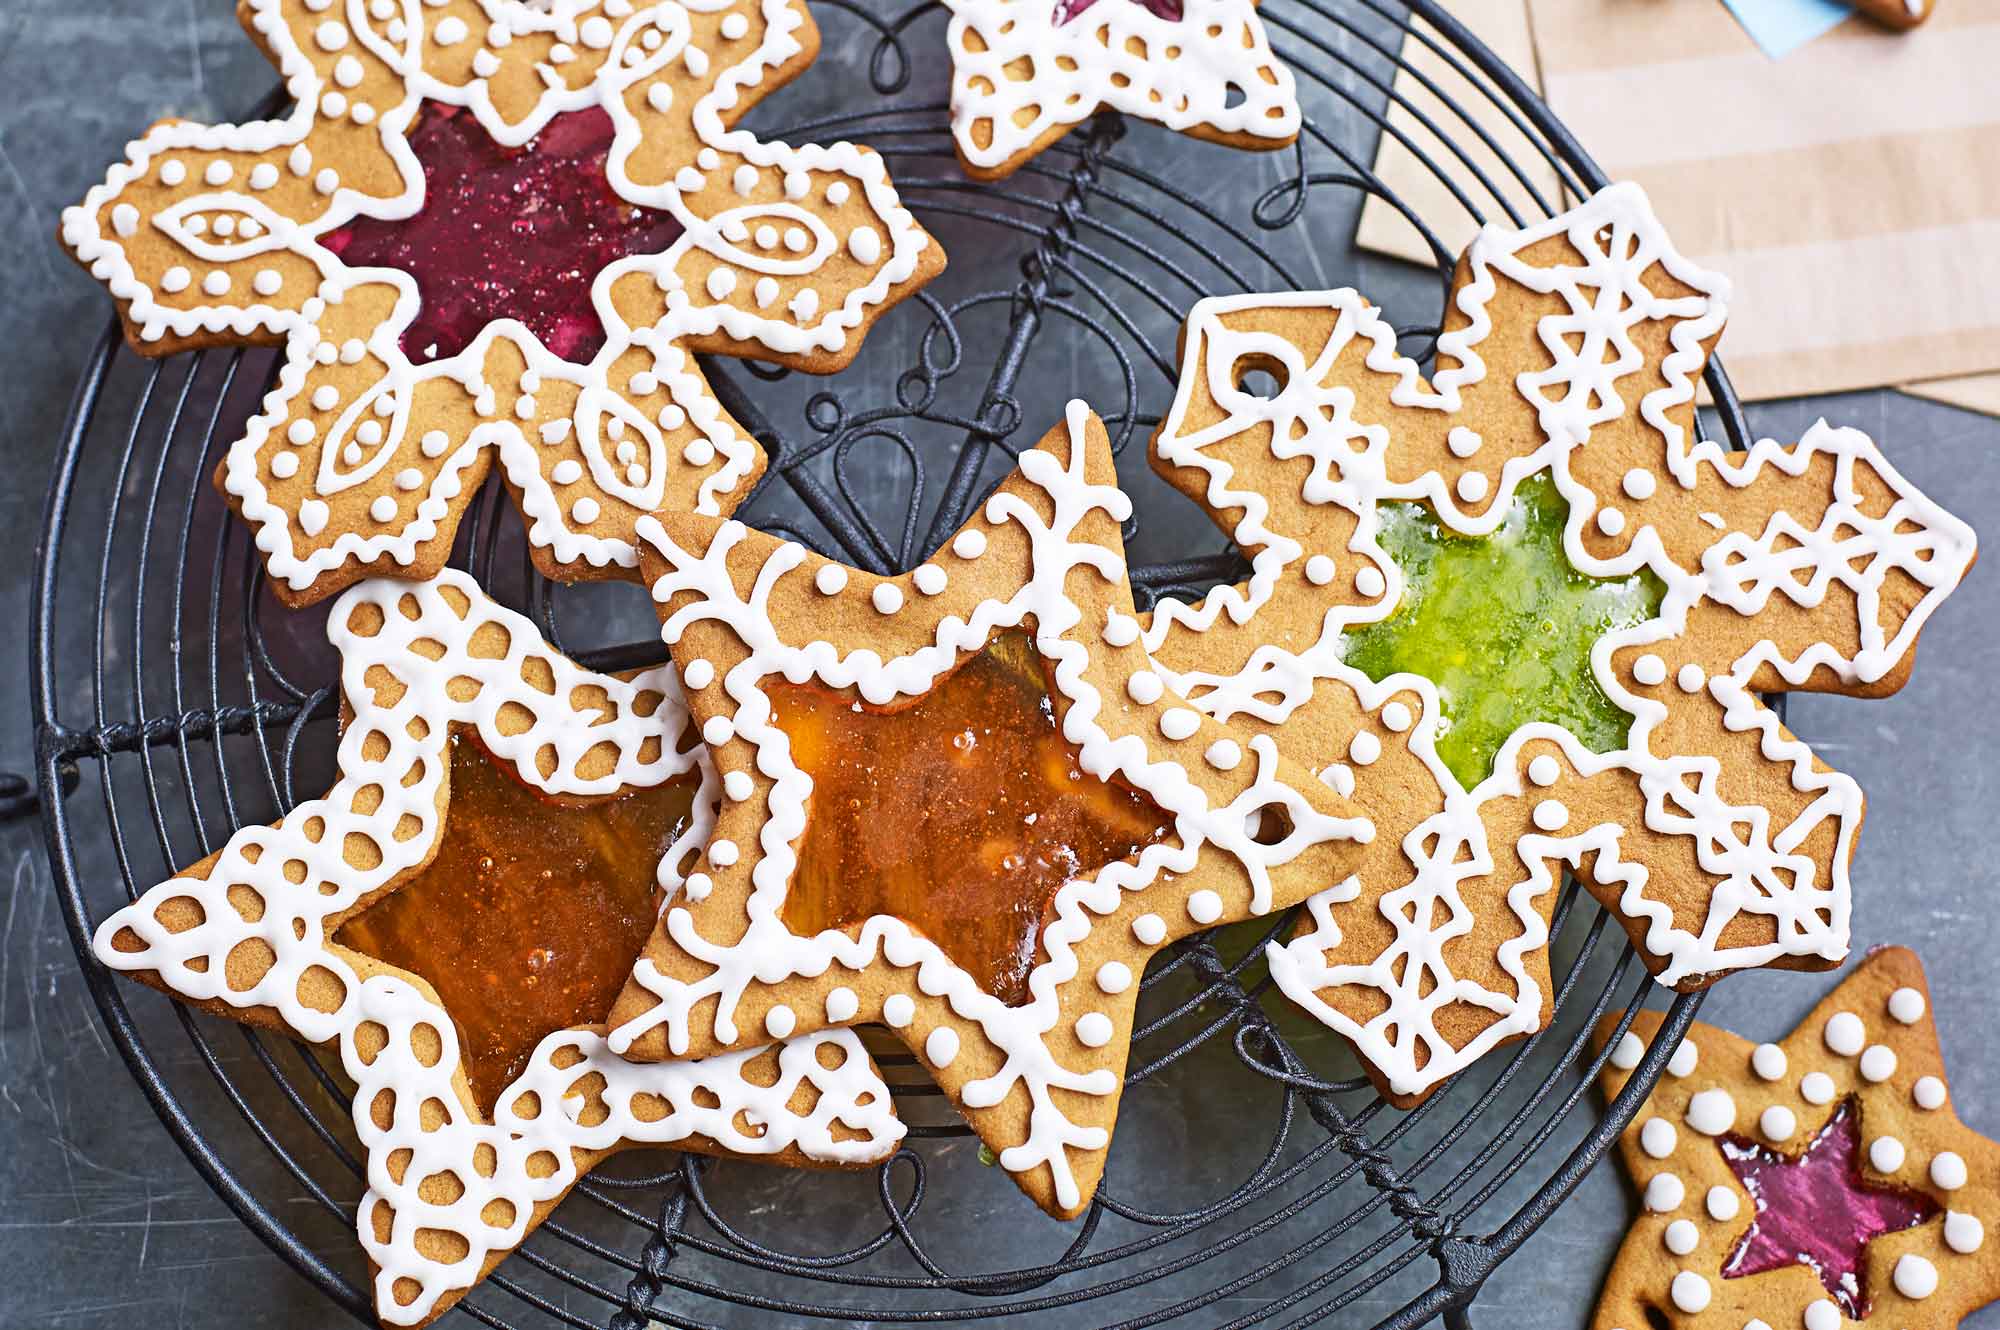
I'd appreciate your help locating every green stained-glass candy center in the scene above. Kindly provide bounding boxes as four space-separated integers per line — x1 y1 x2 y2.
1340 473 1664 791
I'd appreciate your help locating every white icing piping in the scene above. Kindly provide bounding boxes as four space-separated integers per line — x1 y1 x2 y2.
1145 183 1976 1097
611 400 1372 1211
90 571 899 1325
942 0 1301 171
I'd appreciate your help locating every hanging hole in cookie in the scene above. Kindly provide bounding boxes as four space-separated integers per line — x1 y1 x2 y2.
1643 1307 1672 1330
1223 82 1247 109
1247 805 1294 846
1230 353 1288 401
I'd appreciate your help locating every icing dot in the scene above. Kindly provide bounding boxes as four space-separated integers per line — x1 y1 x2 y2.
1824 1011 1865 1056
287 419 315 445
701 716 733 746
1705 1185 1739 1221
334 54 364 87
681 659 715 690
1527 754 1561 787
1354 566 1387 599
1888 986 1926 1024
1914 1076 1946 1110
925 1026 960 1067
720 12 750 37
1304 554 1336 585
1804 1299 1840 1330
1751 1043 1787 1081
882 994 914 1028
847 227 882 264
1621 468 1657 501
315 21 347 49
1893 1253 1938 1300
1074 1013 1113 1049
1446 426 1481 457
814 564 848 595
202 271 231 296
1159 708 1201 741
722 770 753 802
706 268 737 300
1096 962 1132 995
1205 739 1241 771
253 269 282 296
825 987 859 1022
1101 612 1139 647
707 839 739 867
161 267 191 293
1663 1218 1699 1255
1610 1032 1644 1070
1869 1135 1906 1173
1684 1088 1735 1136
433 15 467 43
1348 732 1381 766
1644 1171 1684 1212
1860 1045 1897 1083
1131 914 1167 946
314 167 339 195
732 164 759 196
1800 1072 1836 1105
1632 654 1666 687
394 468 422 491
1667 1041 1698 1078
1596 507 1624 537
368 495 397 523
825 181 851 207
1380 701 1413 733
1532 799 1569 832
1639 1117 1677 1159
1760 1105 1797 1142
1931 1151 1968 1190
269 451 299 479
421 430 449 457
952 529 987 559
1186 890 1223 925
682 873 711 902
159 159 187 186
1455 472 1488 504
871 583 903 615
312 385 339 411
1677 663 1706 693
551 459 583 485
1126 671 1165 706
765 1005 795 1039
571 497 600 526
1945 1211 1985 1253
912 564 946 596
1668 1270 1709 1313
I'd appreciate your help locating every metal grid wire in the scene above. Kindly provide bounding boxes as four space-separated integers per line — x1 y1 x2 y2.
29 1 1752 1325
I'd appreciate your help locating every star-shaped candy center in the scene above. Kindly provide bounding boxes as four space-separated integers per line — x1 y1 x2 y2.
336 731 696 1113
771 629 1173 1007
323 102 684 365
1341 473 1664 789
1052 0 1185 24
1720 1098 1940 1317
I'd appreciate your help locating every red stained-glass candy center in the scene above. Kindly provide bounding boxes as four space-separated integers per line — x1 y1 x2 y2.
1052 0 1184 25
769 629 1173 1008
1720 1098 1939 1317
324 103 683 365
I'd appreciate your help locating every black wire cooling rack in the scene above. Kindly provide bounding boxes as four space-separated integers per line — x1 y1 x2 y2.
28 2 1763 1325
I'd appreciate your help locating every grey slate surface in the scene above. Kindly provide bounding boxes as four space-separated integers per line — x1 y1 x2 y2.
1 3 1996 1327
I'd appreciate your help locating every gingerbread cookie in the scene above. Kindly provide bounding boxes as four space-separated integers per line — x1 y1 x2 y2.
1591 948 1998 1329
940 0 1300 180
60 0 943 607
602 401 1376 1218
92 570 900 1327
1855 0 1935 30
1140 182 1976 1105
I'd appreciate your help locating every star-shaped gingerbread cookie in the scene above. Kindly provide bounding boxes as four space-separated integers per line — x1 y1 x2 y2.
92 570 901 1327
940 0 1301 180
1140 182 1976 1105
61 0 943 606
603 400 1376 1218
1590 948 1998 1329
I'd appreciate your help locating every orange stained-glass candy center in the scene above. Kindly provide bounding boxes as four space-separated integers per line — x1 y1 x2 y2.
768 629 1174 1008
336 733 695 1115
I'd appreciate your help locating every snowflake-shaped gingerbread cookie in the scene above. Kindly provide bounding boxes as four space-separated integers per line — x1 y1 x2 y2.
603 401 1376 1218
941 0 1301 179
1592 948 1998 1329
1142 182 1977 1104
92 570 901 1327
61 0 943 606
